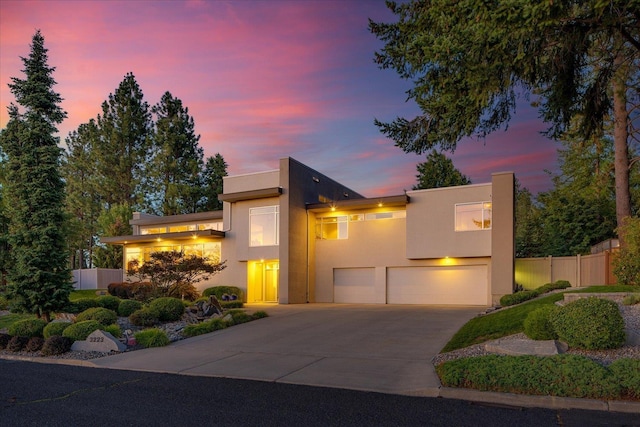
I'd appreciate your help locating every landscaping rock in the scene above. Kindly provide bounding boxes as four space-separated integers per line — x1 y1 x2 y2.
71 330 126 352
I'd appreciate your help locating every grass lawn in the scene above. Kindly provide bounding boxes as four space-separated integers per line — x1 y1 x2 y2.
69 289 108 301
0 313 35 330
440 284 637 353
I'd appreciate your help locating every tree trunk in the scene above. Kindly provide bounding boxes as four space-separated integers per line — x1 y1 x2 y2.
612 51 631 247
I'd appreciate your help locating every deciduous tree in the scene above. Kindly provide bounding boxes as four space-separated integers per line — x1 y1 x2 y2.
0 31 72 321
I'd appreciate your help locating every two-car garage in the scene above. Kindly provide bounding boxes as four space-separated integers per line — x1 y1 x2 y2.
333 264 489 306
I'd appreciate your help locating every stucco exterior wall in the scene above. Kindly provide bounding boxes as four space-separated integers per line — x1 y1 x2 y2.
406 184 492 259
223 170 280 193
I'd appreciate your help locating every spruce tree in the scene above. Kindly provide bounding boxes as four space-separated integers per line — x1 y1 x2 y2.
0 31 72 321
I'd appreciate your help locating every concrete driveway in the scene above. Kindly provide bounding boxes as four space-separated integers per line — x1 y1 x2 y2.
89 304 480 396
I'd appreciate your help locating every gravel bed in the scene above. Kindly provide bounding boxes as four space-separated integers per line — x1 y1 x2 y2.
433 302 640 367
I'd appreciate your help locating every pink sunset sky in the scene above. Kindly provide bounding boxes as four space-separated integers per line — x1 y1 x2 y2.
0 0 560 197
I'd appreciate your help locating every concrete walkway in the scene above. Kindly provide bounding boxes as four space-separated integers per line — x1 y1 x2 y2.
89 303 480 396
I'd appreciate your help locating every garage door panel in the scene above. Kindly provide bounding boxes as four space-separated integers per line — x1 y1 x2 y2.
387 265 488 305
334 268 376 303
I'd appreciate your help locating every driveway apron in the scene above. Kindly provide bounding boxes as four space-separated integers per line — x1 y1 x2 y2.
89 304 480 396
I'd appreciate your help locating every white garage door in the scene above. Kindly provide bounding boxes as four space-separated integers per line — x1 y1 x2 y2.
334 268 376 303
387 265 488 305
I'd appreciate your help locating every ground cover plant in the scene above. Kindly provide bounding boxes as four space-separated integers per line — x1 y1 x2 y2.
69 290 107 301
436 354 639 401
0 313 35 331
134 328 170 348
75 307 118 326
7 318 47 338
43 321 71 338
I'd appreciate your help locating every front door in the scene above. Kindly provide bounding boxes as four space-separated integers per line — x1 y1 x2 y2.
248 260 279 302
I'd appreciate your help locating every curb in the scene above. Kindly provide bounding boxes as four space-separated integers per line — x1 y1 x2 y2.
438 387 640 414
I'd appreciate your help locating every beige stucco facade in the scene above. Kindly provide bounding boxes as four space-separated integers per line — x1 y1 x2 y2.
104 157 515 306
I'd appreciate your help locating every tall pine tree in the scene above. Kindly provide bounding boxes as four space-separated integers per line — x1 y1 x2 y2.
0 31 72 321
0 148 9 287
62 119 102 269
200 153 228 211
150 91 204 215
95 72 153 210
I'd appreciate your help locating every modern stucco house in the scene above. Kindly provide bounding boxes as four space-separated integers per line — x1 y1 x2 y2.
103 157 515 306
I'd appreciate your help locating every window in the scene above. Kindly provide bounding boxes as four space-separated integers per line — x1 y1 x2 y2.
250 206 279 246
364 211 406 220
168 224 197 233
140 227 167 235
316 215 348 240
455 202 492 231
129 242 222 268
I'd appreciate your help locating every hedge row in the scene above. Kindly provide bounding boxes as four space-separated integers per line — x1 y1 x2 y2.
436 354 640 400
500 280 572 307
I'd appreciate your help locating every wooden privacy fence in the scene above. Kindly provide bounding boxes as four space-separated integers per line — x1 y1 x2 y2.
515 252 617 289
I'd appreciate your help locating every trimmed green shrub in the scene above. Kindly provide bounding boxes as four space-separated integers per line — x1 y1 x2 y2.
100 324 122 338
129 308 159 327
523 306 559 340
96 295 121 311
622 293 640 306
75 307 117 326
135 328 170 348
609 358 640 400
25 337 45 352
118 299 143 317
148 297 184 322
436 354 619 399
41 336 73 356
0 294 9 310
7 318 47 338
182 318 227 338
43 321 71 338
500 290 539 307
202 286 244 302
551 297 626 350
7 336 29 352
71 298 100 313
0 333 11 350
252 311 268 320
62 320 102 342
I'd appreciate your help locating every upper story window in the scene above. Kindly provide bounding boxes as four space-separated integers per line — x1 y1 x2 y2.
455 202 492 231
250 205 279 246
140 221 222 235
316 215 348 240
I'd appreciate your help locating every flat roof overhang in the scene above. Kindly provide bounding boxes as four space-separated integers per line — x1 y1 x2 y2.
218 187 283 203
101 229 225 245
306 194 409 213
130 210 223 226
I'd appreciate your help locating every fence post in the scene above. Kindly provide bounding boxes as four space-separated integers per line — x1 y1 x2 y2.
605 251 610 285
576 254 581 287
548 255 553 283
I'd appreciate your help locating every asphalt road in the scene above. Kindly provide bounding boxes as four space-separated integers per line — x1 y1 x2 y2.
0 360 637 427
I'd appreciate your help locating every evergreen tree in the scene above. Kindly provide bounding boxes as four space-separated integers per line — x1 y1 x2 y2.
514 183 542 258
0 31 72 321
92 203 133 269
370 1 639 241
95 73 153 210
413 150 471 190
0 148 9 287
149 91 204 215
200 153 228 211
62 119 102 269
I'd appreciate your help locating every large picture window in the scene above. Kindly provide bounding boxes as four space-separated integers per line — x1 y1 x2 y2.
250 206 279 246
455 202 492 231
